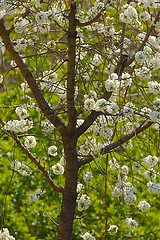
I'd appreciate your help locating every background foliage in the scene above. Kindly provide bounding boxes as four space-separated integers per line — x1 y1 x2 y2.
0 0 160 239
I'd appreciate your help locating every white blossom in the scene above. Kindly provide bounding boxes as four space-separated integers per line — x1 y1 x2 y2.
121 165 129 175
81 232 96 240
118 166 128 182
0 74 3 84
144 155 158 167
148 110 160 124
105 73 119 92
41 121 55 132
147 181 160 193
121 73 132 87
119 4 139 25
77 119 84 127
84 98 95 111
124 192 136 205
14 17 29 34
48 145 57 156
112 185 123 197
36 11 49 25
20 82 30 93
135 51 147 64
29 193 39 202
112 181 136 205
0 38 5 54
15 106 29 119
0 228 15 240
138 0 156 8
152 53 160 70
138 200 151 212
24 136 37 149
51 163 64 175
139 11 150 21
92 54 102 66
126 218 138 231
4 119 33 132
143 45 153 56
104 25 115 36
123 102 134 118
11 160 32 176
77 183 84 193
109 157 120 170
135 67 151 80
108 225 118 235
83 172 93 183
14 38 28 52
106 102 119 115
148 81 160 94
93 98 107 112
105 63 115 74
60 155 66 166
144 168 156 180
29 188 43 202
77 194 90 211
0 0 7 19
88 0 104 19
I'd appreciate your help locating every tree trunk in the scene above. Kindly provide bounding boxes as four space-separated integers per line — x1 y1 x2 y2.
58 2 78 239
58 136 78 240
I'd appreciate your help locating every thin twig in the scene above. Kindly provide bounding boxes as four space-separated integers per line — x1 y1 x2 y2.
75 12 102 26
101 121 153 155
0 118 64 193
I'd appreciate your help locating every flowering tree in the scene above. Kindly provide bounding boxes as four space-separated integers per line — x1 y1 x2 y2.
0 0 160 239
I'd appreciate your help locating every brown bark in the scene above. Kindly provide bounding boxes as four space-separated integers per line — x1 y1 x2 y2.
66 1 77 132
58 2 78 239
58 135 78 240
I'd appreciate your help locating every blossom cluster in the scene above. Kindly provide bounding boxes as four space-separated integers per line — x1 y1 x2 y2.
11 160 32 176
88 0 105 19
29 188 43 202
81 232 96 240
120 4 139 26
76 172 93 212
112 181 137 205
4 119 33 133
77 194 91 212
147 182 160 193
126 218 138 231
0 228 15 240
1 0 160 239
143 155 159 183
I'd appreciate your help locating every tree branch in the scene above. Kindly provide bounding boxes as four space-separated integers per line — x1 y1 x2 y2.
0 118 64 193
127 12 160 66
75 12 102 26
0 19 66 135
101 121 153 155
66 1 77 133
78 121 153 165
78 154 94 167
